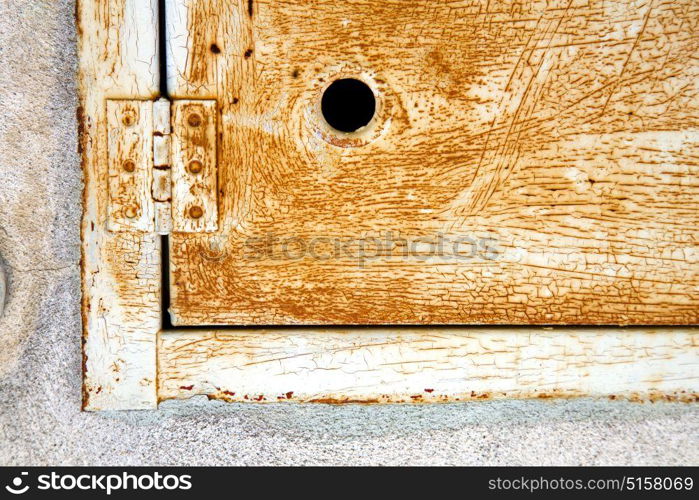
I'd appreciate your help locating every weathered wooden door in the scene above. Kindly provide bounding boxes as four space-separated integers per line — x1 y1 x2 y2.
79 0 699 409
164 0 699 326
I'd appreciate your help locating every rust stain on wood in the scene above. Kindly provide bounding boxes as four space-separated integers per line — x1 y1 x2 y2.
166 0 699 326
79 0 699 409
177 389 699 405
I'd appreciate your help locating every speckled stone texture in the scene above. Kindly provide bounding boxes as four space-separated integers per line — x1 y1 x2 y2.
0 0 697 466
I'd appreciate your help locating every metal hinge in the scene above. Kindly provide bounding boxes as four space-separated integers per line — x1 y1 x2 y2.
106 98 218 234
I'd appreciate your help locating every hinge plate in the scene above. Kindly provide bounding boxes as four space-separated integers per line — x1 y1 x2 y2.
171 100 219 233
107 100 155 232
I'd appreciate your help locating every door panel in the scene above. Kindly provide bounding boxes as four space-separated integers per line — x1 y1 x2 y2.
166 0 699 326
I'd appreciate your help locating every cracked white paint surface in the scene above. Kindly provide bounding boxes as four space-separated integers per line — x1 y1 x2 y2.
77 0 699 410
159 328 699 403
79 0 161 410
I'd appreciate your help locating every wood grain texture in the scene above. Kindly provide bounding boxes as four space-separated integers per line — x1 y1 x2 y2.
165 0 699 326
170 100 219 233
79 0 161 410
158 327 699 403
107 100 155 232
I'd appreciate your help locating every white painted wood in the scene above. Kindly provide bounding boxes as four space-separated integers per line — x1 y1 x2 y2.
79 0 161 410
164 0 188 98
158 327 699 403
92 0 160 99
164 0 220 99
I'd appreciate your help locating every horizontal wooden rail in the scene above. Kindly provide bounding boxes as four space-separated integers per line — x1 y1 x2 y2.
158 327 699 404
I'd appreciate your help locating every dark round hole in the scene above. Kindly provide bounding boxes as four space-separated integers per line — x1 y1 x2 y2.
321 78 376 133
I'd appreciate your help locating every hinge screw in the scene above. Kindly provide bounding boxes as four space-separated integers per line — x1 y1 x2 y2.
121 110 137 127
189 206 204 219
187 113 202 127
188 160 203 174
122 160 136 173
124 205 139 219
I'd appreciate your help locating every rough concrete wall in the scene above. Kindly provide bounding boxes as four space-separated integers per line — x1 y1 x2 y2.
0 0 697 466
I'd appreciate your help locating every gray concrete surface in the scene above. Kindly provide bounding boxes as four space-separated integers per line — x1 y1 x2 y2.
0 0 697 466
